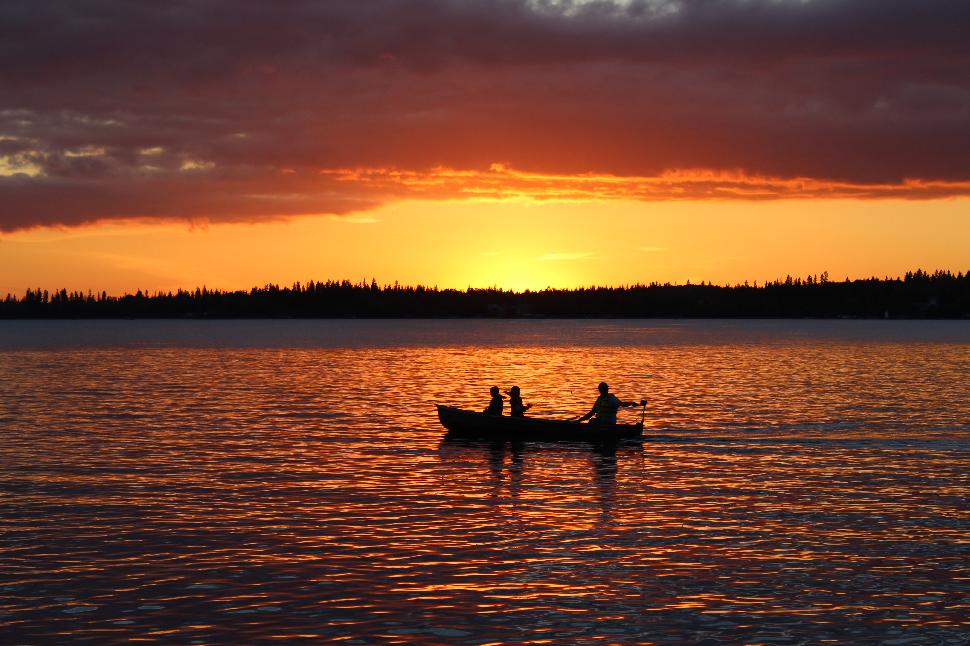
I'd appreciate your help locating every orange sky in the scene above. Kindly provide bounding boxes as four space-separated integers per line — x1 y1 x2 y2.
3 197 968 296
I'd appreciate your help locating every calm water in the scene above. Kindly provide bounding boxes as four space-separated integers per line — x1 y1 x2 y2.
1 320 968 644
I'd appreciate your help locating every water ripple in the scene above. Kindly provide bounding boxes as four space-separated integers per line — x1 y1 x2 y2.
1 320 968 644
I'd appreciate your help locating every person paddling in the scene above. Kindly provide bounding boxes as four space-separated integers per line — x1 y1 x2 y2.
577 382 639 425
483 386 504 415
505 385 531 418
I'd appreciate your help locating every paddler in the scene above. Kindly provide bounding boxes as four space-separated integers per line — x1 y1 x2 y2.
577 382 639 425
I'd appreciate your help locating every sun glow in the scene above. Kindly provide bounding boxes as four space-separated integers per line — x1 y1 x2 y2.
2 197 969 296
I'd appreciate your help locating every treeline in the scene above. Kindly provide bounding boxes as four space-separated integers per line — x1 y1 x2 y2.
2 269 969 319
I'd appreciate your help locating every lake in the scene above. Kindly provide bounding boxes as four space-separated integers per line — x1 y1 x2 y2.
1 319 968 644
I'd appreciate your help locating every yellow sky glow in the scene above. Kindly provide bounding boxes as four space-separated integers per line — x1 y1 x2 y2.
2 198 969 296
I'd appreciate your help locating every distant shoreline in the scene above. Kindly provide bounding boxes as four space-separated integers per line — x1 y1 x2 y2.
3 270 968 320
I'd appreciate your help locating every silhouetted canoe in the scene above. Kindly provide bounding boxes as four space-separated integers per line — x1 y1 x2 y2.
436 405 643 441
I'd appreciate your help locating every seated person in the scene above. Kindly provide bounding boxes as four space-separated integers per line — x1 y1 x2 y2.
483 386 504 415
505 385 531 418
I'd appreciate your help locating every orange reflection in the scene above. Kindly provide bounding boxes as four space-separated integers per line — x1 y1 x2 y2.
2 323 968 642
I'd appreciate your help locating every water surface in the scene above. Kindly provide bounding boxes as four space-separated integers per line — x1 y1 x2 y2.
2 320 968 643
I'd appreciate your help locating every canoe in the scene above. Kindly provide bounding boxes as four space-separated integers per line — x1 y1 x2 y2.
436 405 643 442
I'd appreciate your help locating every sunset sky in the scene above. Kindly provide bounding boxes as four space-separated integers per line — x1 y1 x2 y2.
2 0 969 294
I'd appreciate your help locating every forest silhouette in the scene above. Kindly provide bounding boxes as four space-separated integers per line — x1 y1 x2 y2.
2 270 968 319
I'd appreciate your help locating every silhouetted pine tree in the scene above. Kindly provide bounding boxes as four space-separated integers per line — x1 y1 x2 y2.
1 270 968 319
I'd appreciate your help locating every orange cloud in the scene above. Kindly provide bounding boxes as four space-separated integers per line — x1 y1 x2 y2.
321 164 970 202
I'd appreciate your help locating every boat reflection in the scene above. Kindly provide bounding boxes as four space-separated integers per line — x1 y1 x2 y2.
489 440 524 501
437 435 642 526
590 441 618 526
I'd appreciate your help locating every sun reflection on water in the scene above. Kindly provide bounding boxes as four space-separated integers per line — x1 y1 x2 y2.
0 320 968 643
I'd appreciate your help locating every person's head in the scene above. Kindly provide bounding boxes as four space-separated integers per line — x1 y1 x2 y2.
490 386 500 396
598 381 609 395
508 385 520 395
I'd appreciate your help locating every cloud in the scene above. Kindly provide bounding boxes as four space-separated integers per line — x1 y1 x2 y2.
320 165 970 201
0 0 968 231
329 215 381 224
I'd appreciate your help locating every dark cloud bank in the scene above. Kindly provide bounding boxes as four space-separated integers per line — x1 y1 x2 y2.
1 0 968 231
